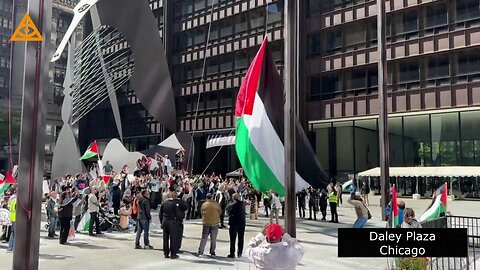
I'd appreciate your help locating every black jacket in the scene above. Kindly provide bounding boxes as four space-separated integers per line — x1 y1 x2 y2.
159 198 188 223
58 196 77 218
227 200 246 226
137 196 152 221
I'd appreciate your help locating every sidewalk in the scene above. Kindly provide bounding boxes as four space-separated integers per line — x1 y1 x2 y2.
0 195 478 270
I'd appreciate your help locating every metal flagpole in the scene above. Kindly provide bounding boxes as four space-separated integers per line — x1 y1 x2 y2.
13 0 52 268
284 0 297 237
377 0 390 220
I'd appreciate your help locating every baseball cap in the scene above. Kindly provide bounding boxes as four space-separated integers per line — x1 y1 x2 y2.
265 224 283 241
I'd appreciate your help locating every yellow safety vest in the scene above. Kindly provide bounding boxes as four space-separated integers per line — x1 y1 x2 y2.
328 192 338 204
8 197 17 223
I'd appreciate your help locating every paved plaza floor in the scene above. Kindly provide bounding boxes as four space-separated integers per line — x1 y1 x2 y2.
0 195 478 270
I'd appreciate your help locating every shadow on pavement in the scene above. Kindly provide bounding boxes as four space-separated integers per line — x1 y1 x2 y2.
67 242 115 250
39 253 74 260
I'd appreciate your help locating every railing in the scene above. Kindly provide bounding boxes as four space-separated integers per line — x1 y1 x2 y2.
421 216 479 270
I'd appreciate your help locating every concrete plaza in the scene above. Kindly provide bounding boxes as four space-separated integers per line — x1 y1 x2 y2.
0 195 478 270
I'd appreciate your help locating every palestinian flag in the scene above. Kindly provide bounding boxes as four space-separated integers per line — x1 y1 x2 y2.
0 171 15 194
77 213 90 231
234 38 328 196
80 140 99 160
419 182 448 222
391 185 399 227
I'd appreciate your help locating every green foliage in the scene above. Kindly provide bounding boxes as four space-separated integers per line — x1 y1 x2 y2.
392 258 428 270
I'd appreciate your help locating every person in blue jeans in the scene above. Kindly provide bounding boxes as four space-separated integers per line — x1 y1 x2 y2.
135 190 153 249
348 195 369 228
46 191 58 238
7 191 17 252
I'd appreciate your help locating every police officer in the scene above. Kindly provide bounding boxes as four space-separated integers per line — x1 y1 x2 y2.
159 190 188 259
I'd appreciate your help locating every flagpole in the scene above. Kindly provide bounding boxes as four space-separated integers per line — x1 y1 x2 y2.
377 0 390 221
284 0 297 237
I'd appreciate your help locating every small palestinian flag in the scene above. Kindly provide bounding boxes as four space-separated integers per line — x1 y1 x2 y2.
80 140 99 160
391 185 399 227
419 182 448 222
234 38 328 196
0 171 15 194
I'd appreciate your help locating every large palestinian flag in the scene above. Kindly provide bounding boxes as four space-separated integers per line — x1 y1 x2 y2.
80 140 99 160
235 38 328 196
419 182 448 222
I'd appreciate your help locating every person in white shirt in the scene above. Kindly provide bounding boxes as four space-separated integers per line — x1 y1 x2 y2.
164 155 172 174
269 190 282 224
247 224 304 270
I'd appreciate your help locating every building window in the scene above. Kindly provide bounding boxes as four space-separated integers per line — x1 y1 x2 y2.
0 56 6 68
350 69 366 90
266 3 282 25
194 0 205 12
425 3 448 29
235 51 248 70
456 0 480 22
321 73 340 95
458 49 480 75
309 34 321 57
207 58 218 75
220 55 233 72
249 9 265 29
427 55 450 79
344 23 366 47
367 68 378 87
0 76 4 88
206 93 217 109
182 0 193 17
399 60 420 83
403 11 418 33
220 19 233 38
308 0 321 15
219 91 232 108
193 63 203 78
325 28 342 54
310 76 321 96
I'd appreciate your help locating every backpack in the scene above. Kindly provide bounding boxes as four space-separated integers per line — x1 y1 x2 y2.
132 198 138 215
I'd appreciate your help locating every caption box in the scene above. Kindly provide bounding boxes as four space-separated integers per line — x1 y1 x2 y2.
338 228 468 257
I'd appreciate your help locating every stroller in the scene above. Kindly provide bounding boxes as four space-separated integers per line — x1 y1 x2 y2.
99 204 120 232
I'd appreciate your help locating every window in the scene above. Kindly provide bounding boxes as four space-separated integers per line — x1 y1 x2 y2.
249 9 264 29
325 29 342 53
308 0 321 15
207 58 218 75
350 69 366 90
267 3 282 25
220 19 233 38
368 19 377 41
367 68 378 87
193 63 203 78
426 4 448 28
206 93 217 109
0 76 4 88
456 0 480 22
403 12 418 33
321 73 340 94
194 0 205 12
194 28 205 45
0 56 6 68
309 34 321 57
209 24 219 41
458 49 480 75
235 13 248 33
399 60 420 82
310 77 321 96
220 92 232 107
427 55 450 79
220 55 233 72
235 51 248 69
182 0 193 17
344 24 366 46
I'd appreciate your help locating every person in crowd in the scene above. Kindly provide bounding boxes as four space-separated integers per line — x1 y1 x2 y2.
46 191 58 238
88 187 103 236
398 201 406 225
296 189 307 219
263 192 271 217
135 190 153 249
246 223 304 270
361 180 370 206
318 189 328 221
307 187 319 221
111 184 121 215
119 201 132 230
72 195 83 232
279 195 285 217
227 193 246 258
335 181 343 205
329 188 339 223
160 191 188 259
195 182 207 218
249 190 258 220
401 208 422 228
164 155 172 175
215 184 227 229
149 176 161 210
348 194 369 228
7 188 17 252
58 189 78 244
103 160 114 175
198 193 221 257
349 179 357 198
269 189 282 224
74 174 87 191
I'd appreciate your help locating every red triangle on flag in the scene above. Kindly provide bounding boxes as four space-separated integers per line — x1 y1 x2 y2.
101 175 112 184
90 140 99 154
4 171 15 184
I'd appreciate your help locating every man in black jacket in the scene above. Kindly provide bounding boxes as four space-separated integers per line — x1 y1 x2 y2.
160 191 188 259
58 189 78 245
135 190 153 249
226 193 246 258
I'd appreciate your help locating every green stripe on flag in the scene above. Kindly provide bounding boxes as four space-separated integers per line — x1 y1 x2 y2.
235 117 285 196
0 184 11 195
80 151 97 160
